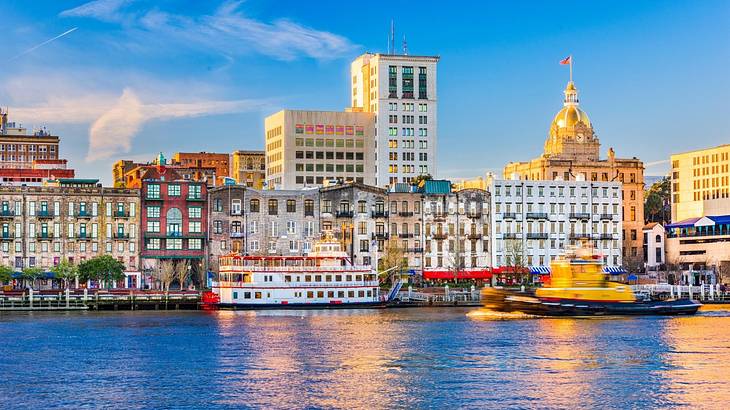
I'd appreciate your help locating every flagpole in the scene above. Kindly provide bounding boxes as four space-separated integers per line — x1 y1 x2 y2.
570 55 573 82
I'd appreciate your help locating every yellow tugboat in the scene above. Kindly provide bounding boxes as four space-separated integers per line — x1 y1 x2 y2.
482 244 701 316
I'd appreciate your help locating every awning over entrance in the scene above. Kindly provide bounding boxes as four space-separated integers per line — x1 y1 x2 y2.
423 269 492 280
603 266 627 274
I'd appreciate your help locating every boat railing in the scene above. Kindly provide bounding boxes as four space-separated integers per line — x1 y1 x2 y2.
631 283 726 301
216 280 380 288
219 265 373 272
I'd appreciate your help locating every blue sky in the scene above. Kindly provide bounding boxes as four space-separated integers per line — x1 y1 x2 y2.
2 0 728 185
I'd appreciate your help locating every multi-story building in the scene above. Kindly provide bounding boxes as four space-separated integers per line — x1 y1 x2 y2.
0 108 75 185
503 79 645 267
665 144 729 276
139 167 207 284
420 180 491 281
172 152 230 186
113 153 217 189
643 223 665 271
230 150 266 188
319 182 387 266
207 185 320 271
489 179 624 280
264 110 375 189
350 53 439 187
387 183 423 274
0 179 140 287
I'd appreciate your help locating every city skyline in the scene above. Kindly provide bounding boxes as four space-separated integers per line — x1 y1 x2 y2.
1 0 728 185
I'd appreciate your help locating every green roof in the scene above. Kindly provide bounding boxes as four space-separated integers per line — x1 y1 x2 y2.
420 180 452 195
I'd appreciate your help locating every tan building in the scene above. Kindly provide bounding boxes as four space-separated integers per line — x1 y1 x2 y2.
670 144 730 222
230 150 266 189
503 80 645 268
264 110 375 190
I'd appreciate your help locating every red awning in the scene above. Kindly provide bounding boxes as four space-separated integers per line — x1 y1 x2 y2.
423 269 493 280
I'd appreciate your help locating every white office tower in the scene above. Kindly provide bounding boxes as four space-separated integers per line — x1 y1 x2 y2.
350 53 439 188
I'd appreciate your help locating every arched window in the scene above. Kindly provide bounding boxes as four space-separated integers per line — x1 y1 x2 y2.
166 208 182 235
656 234 661 243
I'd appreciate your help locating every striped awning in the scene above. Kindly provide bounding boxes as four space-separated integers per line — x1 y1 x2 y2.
529 266 551 275
603 266 627 274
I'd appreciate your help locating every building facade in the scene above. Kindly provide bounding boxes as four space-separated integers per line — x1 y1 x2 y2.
207 185 320 271
489 179 623 275
139 167 207 283
387 184 423 274
264 110 375 189
114 153 217 189
643 223 665 271
230 150 266 189
350 53 439 187
172 152 230 186
670 144 730 222
0 180 140 286
503 80 645 267
319 182 387 266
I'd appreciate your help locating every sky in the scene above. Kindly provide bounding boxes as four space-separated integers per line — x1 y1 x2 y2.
1 0 728 186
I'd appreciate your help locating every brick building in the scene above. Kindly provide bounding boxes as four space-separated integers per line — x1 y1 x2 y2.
113 153 217 189
172 152 230 186
139 167 207 285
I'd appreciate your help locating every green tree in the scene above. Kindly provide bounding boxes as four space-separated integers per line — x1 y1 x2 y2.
78 255 125 288
0 264 14 284
411 174 433 187
378 240 406 286
51 258 79 289
21 267 44 290
644 177 670 224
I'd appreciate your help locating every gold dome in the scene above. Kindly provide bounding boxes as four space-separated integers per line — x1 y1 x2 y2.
552 105 591 129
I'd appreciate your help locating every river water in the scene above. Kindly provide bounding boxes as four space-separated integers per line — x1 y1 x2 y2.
1 307 730 409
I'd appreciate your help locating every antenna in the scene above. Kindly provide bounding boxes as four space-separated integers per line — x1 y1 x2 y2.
389 20 395 55
402 34 408 55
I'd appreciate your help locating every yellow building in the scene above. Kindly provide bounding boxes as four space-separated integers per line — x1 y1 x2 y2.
503 80 645 268
230 150 266 189
452 175 488 191
670 144 730 222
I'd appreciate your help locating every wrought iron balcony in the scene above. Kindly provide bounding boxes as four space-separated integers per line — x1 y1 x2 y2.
600 214 614 220
0 210 16 218
36 232 54 240
371 232 389 240
569 212 591 220
466 212 482 219
113 233 130 240
398 211 414 217
432 232 448 240
502 233 519 239
526 233 549 239
230 232 245 238
335 210 354 218
526 212 548 219
502 212 518 219
114 210 130 218
76 211 93 219
371 211 388 218
569 233 592 239
467 233 484 240
36 211 54 219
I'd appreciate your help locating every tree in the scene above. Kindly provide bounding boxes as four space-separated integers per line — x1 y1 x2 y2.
158 259 177 292
379 240 405 286
78 255 125 288
176 260 191 290
21 267 44 290
0 264 13 285
504 239 528 285
644 177 670 224
51 258 78 289
411 174 433 187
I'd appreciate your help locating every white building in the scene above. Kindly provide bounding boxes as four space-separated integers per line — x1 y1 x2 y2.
643 223 665 271
489 179 624 277
350 53 439 187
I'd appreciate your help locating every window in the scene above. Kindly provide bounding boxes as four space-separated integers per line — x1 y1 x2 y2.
168 184 181 196
287 221 297 235
189 221 202 233
146 221 160 233
189 239 202 250
166 208 182 235
268 199 278 215
250 199 260 212
304 199 314 216
147 184 160 199
188 207 202 219
147 238 161 250
214 221 223 234
188 185 202 199
286 199 296 213
166 238 182 250
214 198 223 212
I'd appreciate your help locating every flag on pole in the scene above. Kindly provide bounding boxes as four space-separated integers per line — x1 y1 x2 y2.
559 56 572 65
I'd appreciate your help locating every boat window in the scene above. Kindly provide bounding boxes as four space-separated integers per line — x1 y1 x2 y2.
244 292 251 299
355 275 362 281
255 292 262 299
335 275 342 282
348 291 355 298
367 290 372 297
358 291 365 297
305 275 311 282
346 275 353 281
338 291 345 298
233 292 238 299
307 291 314 298
285 275 291 282
325 275 332 282
317 291 324 298
327 291 334 298
315 275 322 282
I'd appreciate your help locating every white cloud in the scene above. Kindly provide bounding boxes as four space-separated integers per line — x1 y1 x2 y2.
60 0 133 23
645 159 670 168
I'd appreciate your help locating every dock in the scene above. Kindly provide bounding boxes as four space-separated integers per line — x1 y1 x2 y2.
632 284 730 303
0 289 201 311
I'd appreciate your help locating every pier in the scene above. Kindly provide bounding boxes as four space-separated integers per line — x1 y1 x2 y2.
632 284 730 303
0 290 201 311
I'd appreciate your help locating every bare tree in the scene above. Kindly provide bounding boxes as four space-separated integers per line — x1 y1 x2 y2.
176 260 191 290
158 259 177 292
380 240 405 285
504 239 527 284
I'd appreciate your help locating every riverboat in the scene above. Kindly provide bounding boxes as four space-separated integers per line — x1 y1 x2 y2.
207 233 384 309
481 244 701 316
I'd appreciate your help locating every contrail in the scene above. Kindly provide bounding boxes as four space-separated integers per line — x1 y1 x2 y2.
9 27 78 61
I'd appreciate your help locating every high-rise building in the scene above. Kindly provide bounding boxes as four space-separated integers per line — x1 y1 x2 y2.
264 110 375 190
503 80 645 269
0 108 75 185
350 53 439 187
669 144 730 222
230 150 266 188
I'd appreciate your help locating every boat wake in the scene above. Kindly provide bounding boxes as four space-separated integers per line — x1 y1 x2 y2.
467 308 541 320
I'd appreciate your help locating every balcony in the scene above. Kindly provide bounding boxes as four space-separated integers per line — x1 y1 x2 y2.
466 212 482 219
76 211 93 219
407 247 424 253
371 232 389 240
527 233 549 239
569 212 591 220
398 233 414 239
186 196 205 202
432 212 447 221
467 233 483 240
36 211 54 219
600 214 614 220
113 233 130 240
76 233 90 241
230 232 245 238
432 232 448 240
335 210 354 218
502 212 518 219
599 233 615 240
526 212 548 220
0 233 13 241
371 211 388 218
502 233 519 239
36 232 54 240
114 210 130 218
398 211 414 217
230 210 242 216
569 233 591 240
0 210 15 218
